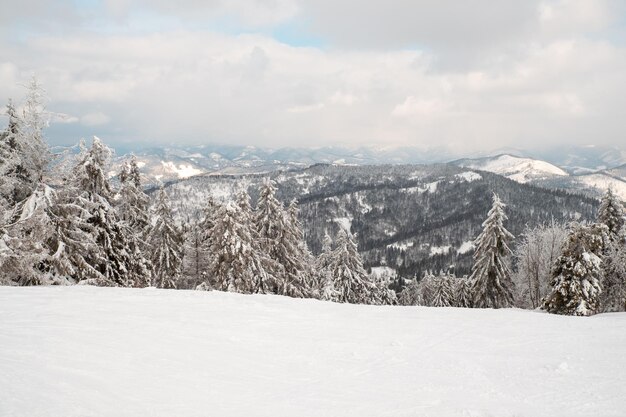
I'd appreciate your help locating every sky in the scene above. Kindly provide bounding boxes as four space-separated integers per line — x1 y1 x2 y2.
0 0 625 152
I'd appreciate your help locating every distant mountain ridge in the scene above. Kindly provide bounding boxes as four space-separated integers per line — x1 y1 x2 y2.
52 142 626 200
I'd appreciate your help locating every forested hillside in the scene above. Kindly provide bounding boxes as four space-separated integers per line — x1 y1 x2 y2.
164 164 599 278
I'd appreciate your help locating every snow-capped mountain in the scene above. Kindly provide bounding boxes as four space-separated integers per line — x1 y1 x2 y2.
452 154 626 200
451 154 568 183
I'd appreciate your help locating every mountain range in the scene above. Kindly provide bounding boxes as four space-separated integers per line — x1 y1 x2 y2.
87 143 624 200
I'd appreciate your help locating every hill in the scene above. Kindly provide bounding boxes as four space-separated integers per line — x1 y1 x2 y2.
1 286 624 417
164 164 598 278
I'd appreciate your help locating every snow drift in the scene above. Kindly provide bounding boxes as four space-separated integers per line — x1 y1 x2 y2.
1 286 625 417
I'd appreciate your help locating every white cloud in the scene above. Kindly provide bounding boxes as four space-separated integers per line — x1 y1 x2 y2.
0 0 624 152
81 112 111 126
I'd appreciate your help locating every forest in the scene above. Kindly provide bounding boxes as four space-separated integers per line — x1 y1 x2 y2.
1 80 625 316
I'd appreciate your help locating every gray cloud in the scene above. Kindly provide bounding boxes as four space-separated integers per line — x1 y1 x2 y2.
0 0 625 153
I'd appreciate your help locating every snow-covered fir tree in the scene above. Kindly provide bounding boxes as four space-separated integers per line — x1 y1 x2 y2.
116 156 150 235
0 78 51 207
254 179 310 297
181 197 218 287
327 229 376 304
470 193 515 309
205 201 278 293
397 276 421 306
601 242 626 312
316 231 338 301
454 278 473 308
148 187 184 289
71 137 150 287
19 76 50 184
596 188 626 312
597 188 625 241
542 223 607 316
0 185 54 285
431 274 456 307
0 99 27 207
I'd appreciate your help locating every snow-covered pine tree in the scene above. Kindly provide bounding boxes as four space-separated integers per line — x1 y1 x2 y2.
19 76 50 185
596 188 626 312
368 269 398 305
454 277 473 308
470 193 515 309
431 274 455 307
327 229 374 304
397 276 421 306
0 99 28 207
285 199 315 293
116 155 150 235
148 187 184 289
254 179 309 297
205 201 278 294
415 271 437 306
597 188 625 241
0 78 51 207
0 185 54 285
316 231 337 301
542 223 607 316
45 183 103 283
71 137 150 287
601 242 626 312
181 197 217 287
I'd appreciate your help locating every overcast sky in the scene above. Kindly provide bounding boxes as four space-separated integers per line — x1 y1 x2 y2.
1 0 625 152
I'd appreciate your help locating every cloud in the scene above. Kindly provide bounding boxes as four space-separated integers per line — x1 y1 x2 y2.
81 112 111 126
0 0 624 153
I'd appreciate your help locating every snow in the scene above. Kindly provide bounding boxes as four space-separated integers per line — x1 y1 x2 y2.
386 240 414 250
430 245 451 256
460 155 568 183
454 171 482 182
576 174 626 201
1 286 625 417
401 181 439 194
160 161 204 179
370 266 397 278
333 217 352 232
457 240 475 254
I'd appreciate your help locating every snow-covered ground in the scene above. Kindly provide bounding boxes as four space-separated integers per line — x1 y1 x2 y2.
458 154 568 183
1 286 625 417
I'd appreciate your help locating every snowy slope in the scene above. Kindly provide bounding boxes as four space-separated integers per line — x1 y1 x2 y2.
1 286 625 417
453 154 568 183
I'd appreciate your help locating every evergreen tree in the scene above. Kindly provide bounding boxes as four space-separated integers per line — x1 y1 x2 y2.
20 76 50 184
397 276 421 306
597 188 625 241
182 197 217 287
596 188 626 311
327 229 374 304
316 231 337 301
454 278 474 308
0 99 27 207
470 194 515 308
431 274 455 307
71 137 150 287
205 201 278 294
0 185 53 285
116 156 150 234
542 223 607 316
148 188 184 289
368 269 398 305
255 179 309 297
0 78 51 207
601 242 626 312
